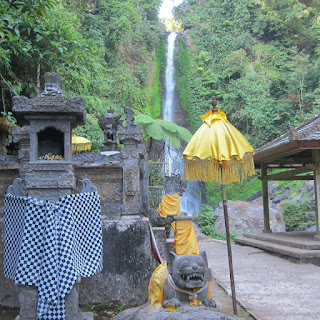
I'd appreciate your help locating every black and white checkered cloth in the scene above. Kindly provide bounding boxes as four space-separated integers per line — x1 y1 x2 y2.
4 192 103 320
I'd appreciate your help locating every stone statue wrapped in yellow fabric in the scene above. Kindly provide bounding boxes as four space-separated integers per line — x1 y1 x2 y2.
157 193 180 218
148 261 168 309
173 218 199 256
158 195 198 256
157 172 187 218
148 252 216 311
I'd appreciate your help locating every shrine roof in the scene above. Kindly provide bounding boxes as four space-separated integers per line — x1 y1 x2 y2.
254 113 320 167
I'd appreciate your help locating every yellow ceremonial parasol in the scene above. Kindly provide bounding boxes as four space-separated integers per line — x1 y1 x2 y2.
182 97 255 315
72 133 92 153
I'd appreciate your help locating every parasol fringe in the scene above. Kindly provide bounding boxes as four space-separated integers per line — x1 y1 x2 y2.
183 152 255 184
72 143 92 152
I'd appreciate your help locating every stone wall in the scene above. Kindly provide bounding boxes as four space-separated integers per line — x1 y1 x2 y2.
0 157 19 208
0 151 157 309
80 220 157 306
72 153 157 306
74 165 123 220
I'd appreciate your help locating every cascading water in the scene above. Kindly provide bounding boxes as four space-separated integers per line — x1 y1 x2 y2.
162 32 200 216
163 32 177 122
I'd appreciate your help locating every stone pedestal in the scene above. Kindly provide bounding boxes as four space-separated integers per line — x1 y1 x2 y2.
80 219 157 307
18 286 38 320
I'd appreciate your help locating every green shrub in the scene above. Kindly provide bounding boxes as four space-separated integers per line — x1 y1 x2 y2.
194 204 215 228
206 176 261 208
282 200 315 231
194 204 239 241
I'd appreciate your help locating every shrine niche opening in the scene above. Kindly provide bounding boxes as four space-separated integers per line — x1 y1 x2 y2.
37 127 64 159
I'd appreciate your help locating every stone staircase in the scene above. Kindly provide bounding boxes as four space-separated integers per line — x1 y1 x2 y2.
152 227 174 262
234 232 320 266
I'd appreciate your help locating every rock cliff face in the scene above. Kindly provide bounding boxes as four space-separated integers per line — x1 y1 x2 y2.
213 180 316 235
214 199 286 235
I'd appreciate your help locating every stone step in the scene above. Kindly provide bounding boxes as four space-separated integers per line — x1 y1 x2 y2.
234 236 320 266
166 238 174 258
242 232 320 250
152 227 167 261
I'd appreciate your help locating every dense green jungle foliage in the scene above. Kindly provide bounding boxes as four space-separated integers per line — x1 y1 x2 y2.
3 0 320 152
0 0 164 151
2 0 320 210
175 0 320 146
174 0 320 205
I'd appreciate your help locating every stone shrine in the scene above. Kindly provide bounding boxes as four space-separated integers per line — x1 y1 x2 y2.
0 73 158 312
12 72 85 201
4 72 96 320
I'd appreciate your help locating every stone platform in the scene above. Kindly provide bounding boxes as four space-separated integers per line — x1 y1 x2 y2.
112 303 245 320
15 312 93 320
234 231 320 266
198 237 320 320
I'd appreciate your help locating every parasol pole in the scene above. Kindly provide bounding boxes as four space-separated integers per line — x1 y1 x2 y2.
221 169 238 315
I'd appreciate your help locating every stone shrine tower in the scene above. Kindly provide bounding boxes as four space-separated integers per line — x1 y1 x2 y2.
10 72 89 320
12 72 85 202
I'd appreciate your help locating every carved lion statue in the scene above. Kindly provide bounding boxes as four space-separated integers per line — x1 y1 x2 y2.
163 251 216 309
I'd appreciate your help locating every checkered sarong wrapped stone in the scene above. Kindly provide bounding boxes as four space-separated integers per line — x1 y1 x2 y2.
4 192 103 320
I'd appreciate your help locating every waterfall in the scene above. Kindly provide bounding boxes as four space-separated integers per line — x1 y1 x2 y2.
163 32 177 122
162 32 200 216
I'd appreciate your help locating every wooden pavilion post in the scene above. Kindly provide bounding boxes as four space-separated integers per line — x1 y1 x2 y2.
312 150 320 239
261 163 272 233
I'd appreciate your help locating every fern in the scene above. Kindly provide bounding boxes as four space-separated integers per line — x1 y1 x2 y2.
134 114 155 124
144 123 165 140
134 114 192 148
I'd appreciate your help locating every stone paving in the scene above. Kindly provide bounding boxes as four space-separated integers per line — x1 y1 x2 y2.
199 238 320 320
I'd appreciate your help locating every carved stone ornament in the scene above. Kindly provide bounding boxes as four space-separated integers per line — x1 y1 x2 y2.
118 107 142 146
7 178 25 196
98 108 122 151
40 72 63 96
164 171 188 196
124 106 134 128
124 168 138 196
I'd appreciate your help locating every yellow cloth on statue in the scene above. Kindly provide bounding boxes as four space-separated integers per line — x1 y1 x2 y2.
149 262 212 310
148 262 169 308
158 194 180 217
167 274 212 308
174 220 199 256
183 108 255 184
189 284 211 307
